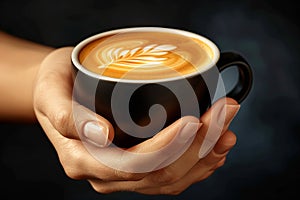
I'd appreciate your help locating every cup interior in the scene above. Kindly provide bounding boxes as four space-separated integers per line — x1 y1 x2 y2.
71 27 220 83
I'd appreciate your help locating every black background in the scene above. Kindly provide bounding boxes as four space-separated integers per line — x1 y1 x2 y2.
0 0 299 199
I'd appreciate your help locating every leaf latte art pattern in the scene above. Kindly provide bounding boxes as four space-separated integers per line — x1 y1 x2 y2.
79 31 212 80
97 44 177 68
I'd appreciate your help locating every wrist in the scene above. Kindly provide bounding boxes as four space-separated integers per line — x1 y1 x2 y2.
0 31 54 122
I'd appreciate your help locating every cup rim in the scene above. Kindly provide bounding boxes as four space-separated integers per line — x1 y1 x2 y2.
71 27 220 83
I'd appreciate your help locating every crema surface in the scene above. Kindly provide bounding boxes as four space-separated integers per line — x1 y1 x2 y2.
79 31 213 80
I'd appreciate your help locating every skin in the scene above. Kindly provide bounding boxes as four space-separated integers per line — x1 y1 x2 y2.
0 30 239 195
0 31 53 121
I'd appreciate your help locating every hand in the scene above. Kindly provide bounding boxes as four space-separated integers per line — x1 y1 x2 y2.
33 47 240 195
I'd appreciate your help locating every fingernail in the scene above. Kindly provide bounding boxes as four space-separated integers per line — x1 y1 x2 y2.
217 104 240 128
83 121 109 147
178 122 202 142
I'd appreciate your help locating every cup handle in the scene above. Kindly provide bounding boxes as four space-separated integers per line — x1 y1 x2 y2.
216 52 253 103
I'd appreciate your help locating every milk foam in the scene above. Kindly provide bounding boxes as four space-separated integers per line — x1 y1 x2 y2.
79 31 212 80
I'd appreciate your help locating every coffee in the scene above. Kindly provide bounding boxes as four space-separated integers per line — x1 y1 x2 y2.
79 30 213 80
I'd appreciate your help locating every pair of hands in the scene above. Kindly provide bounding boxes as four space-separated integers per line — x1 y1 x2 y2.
33 47 240 195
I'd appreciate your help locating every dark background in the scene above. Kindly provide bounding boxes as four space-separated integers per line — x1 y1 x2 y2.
1 0 299 199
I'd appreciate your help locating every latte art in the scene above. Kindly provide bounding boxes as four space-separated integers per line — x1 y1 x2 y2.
97 43 177 68
79 31 213 80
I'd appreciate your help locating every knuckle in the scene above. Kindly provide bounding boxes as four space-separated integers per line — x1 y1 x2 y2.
52 108 72 137
53 109 69 127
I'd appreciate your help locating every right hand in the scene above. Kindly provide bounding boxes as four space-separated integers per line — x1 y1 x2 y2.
33 47 239 195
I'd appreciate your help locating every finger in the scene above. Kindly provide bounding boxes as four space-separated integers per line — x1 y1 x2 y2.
33 47 114 147
213 129 237 154
198 97 240 158
132 132 235 195
132 101 239 187
195 130 236 169
136 130 235 189
138 130 236 194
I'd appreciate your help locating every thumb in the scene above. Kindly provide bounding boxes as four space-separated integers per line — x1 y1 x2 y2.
198 97 240 158
34 47 114 147
72 103 114 147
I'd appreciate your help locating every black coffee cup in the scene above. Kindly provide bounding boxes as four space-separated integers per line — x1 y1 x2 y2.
71 27 253 148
